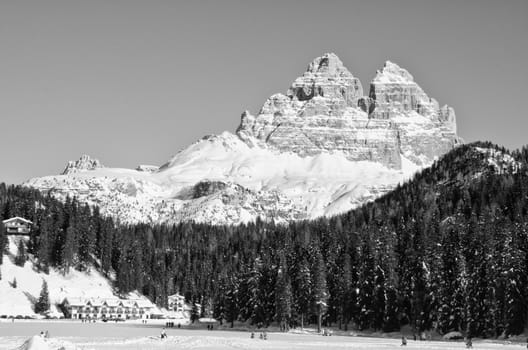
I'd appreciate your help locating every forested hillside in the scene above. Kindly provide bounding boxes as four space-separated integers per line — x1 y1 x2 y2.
2 142 528 337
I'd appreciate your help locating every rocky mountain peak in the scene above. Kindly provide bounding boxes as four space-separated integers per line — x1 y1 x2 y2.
286 53 363 105
26 53 463 226
305 52 349 76
61 155 103 175
237 53 461 169
372 60 415 83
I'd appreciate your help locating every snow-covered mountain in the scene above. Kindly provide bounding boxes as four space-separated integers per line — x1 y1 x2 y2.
24 53 461 225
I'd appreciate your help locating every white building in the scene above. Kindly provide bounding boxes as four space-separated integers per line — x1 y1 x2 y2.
61 297 155 320
2 217 32 235
167 293 185 312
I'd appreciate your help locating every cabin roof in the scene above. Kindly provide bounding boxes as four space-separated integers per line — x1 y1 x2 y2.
2 217 33 225
168 293 184 299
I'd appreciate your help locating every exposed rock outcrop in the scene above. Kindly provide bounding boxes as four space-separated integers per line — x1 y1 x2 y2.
237 53 461 169
61 155 103 175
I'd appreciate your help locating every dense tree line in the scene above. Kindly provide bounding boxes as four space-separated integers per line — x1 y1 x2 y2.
2 142 528 337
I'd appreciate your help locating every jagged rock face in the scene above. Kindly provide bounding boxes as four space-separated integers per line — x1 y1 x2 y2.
62 155 103 175
369 61 459 164
287 53 363 105
25 53 462 226
237 54 461 169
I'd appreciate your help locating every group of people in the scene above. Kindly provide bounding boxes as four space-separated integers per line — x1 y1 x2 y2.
250 331 267 340
164 321 180 328
206 324 214 330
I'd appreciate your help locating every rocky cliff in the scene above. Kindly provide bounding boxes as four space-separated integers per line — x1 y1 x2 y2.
62 155 103 175
237 53 460 169
25 53 462 225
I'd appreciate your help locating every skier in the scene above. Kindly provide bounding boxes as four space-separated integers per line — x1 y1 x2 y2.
466 337 473 348
250 332 255 339
160 328 167 339
401 336 407 346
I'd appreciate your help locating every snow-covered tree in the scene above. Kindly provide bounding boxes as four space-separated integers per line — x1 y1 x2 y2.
275 252 292 331
311 244 328 333
14 239 27 267
35 280 50 314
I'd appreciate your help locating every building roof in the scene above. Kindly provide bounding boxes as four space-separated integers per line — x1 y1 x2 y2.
168 293 185 300
62 297 86 307
2 217 33 225
135 299 154 308
62 296 155 309
89 298 104 307
103 299 121 307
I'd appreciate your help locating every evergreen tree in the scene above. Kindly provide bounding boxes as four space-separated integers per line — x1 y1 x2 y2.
312 244 328 333
293 255 312 329
224 275 240 328
34 279 50 314
190 302 200 323
0 220 5 265
62 222 78 274
14 239 27 267
36 216 52 273
357 238 376 330
275 252 292 331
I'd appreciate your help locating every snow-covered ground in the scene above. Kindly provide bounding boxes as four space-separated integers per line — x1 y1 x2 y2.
0 322 525 350
0 236 151 319
25 132 421 226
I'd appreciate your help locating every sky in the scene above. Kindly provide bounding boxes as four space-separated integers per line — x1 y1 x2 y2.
1 0 527 184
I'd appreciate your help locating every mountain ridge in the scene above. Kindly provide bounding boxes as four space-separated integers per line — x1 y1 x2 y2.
24 53 462 225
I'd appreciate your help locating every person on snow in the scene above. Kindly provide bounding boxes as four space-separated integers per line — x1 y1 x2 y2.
466 338 473 348
160 328 167 339
401 336 407 346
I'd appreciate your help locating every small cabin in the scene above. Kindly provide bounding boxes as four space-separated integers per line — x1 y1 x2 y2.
2 217 32 235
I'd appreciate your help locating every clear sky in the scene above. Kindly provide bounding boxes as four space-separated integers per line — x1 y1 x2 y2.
1 0 527 184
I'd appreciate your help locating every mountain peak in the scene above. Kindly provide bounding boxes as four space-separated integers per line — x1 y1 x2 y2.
305 52 350 76
27 53 462 226
287 52 363 104
372 60 415 84
62 155 103 175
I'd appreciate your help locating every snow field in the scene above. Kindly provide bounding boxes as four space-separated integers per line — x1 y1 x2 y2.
0 324 526 350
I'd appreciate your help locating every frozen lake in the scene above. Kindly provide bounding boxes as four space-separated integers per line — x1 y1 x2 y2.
0 321 526 349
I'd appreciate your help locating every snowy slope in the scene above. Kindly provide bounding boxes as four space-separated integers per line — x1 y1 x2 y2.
25 133 418 225
24 53 460 225
0 236 137 318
